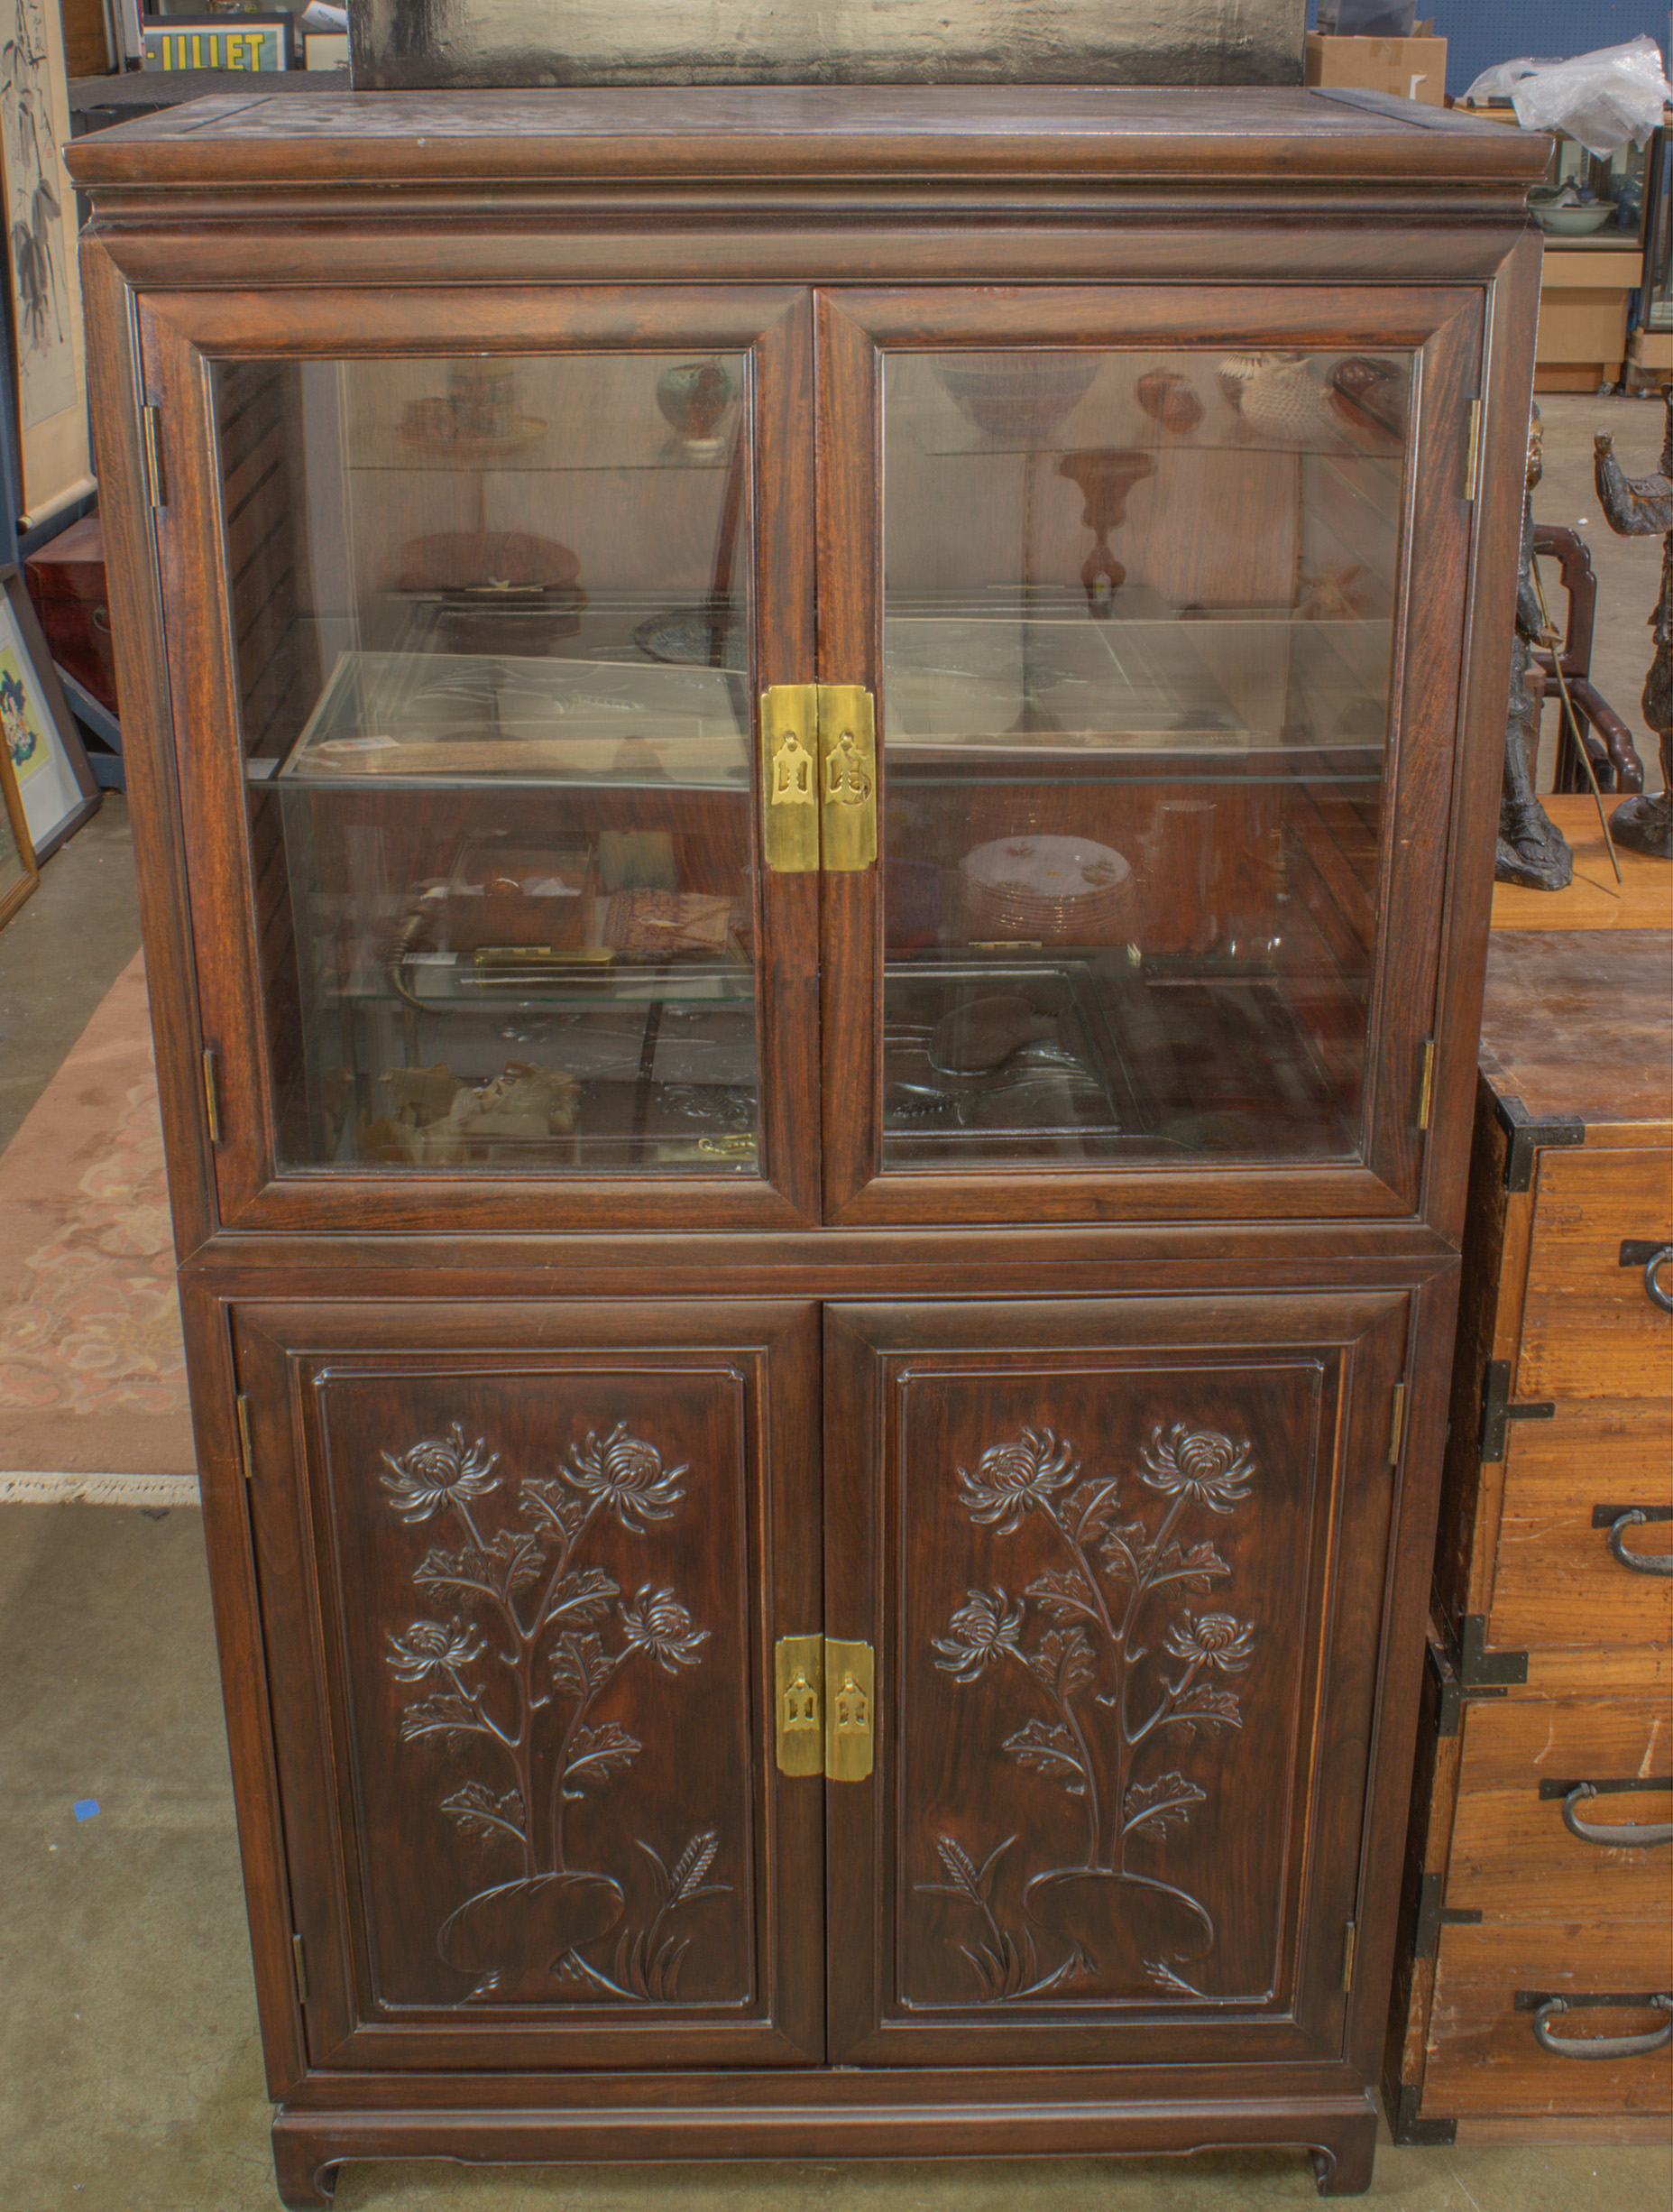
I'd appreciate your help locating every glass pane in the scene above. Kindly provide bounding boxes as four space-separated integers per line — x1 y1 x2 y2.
881 346 1410 1169
215 353 758 1174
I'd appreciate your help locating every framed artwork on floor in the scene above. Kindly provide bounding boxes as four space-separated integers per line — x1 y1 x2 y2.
0 722 37 930
0 563 100 861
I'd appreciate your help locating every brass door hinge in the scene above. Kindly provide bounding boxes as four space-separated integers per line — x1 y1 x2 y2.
1463 400 1483 505
774 1634 824 1775
235 1395 255 1485
760 683 878 873
760 684 819 872
825 1636 875 1781
201 1046 224 1146
290 1933 308 2005
1341 1917 1357 1994
817 684 878 872
1388 1381 1407 1467
773 1635 875 1780
1416 1037 1436 1131
141 402 168 510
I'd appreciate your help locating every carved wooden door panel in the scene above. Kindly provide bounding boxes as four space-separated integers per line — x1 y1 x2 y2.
231 1299 822 2071
824 1293 1410 2067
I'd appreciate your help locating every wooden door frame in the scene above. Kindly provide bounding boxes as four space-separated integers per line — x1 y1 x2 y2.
138 285 821 1237
814 283 1486 1230
822 1290 1412 2070
225 1295 824 2078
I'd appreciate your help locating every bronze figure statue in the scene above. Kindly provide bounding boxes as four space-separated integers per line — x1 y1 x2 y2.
1595 389 1673 860
1497 404 1573 890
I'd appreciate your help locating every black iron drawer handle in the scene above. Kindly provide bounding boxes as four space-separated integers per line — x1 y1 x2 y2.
1619 1239 1673 1313
1532 1994 1672 2060
1607 1509 1673 1577
1562 1783 1673 1848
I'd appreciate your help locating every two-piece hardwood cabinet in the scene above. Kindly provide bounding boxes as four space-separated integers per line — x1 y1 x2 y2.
68 86 1547 2206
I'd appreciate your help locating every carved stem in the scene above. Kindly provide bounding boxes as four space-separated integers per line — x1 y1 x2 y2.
1127 1657 1203 1752
546 1645 629 1876
1002 1641 1100 1868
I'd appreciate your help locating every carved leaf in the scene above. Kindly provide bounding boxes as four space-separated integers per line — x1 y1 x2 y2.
1145 1958 1201 1995
1028 1627 1096 1700
518 1476 585 1540
544 1566 619 1627
562 1719 642 1793
413 1543 495 1594
1024 1568 1099 1622
1064 1477 1122 1539
549 1630 616 1702
1172 1683 1244 1731
666 1829 720 1904
439 1780 526 1848
1002 1719 1087 1792
1123 1769 1208 1837
399 1693 488 1748
1097 1520 1148 1586
487 1527 547 1599
1150 1540 1231 1591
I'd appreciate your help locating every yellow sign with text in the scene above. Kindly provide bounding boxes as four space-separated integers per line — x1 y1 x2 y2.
142 23 289 71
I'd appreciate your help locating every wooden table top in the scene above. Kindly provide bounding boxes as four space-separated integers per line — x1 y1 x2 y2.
1491 794 1673 934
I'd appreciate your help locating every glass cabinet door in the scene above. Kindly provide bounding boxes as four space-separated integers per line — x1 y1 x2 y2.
142 292 816 1232
816 289 1485 1225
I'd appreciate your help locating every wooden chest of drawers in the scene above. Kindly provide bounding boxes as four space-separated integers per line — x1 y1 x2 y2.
1385 840 1673 2143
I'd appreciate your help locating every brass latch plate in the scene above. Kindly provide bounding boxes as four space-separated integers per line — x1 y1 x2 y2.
824 1636 875 1781
774 1634 875 1779
761 684 819 873
774 1634 824 1774
818 685 878 873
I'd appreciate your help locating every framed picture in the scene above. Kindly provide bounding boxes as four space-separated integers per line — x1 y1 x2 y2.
0 719 37 931
0 563 100 862
142 14 294 69
1 1 95 527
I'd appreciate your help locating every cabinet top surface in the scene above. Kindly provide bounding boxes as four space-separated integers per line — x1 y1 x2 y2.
66 83 1549 193
1480 928 1673 1136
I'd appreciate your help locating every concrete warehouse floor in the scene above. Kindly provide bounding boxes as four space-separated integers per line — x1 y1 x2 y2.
2 393 1670 2211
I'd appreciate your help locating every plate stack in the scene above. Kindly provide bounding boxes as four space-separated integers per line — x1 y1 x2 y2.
958 835 1132 946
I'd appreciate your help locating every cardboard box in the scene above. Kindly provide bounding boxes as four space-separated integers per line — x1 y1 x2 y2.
1305 32 1447 106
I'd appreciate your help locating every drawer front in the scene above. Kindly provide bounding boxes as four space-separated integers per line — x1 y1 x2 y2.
1446 1699 1673 1916
1517 1149 1673 1403
1491 1405 1673 1654
1425 1922 1673 2116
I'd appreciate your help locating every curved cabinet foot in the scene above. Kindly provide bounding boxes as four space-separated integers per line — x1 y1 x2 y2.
272 2122 338 2209
1310 2114 1377 2197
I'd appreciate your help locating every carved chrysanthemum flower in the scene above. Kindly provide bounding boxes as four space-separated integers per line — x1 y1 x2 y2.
620 1587 710 1673
933 1588 1026 1682
564 1422 686 1529
385 1617 487 1682
1138 1424 1254 1516
380 1424 501 1523
956 1428 1078 1533
1163 1610 1256 1674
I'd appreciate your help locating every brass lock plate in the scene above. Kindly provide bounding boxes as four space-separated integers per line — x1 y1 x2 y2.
774 1634 824 1774
818 684 878 873
824 1636 875 1782
760 684 819 873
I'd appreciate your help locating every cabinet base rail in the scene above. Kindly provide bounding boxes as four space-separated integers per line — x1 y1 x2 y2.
271 2091 1380 2206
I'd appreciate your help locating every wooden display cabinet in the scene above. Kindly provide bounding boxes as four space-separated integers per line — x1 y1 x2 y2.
69 87 1547 2207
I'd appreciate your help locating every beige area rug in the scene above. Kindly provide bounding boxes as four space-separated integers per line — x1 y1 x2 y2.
0 951 197 1479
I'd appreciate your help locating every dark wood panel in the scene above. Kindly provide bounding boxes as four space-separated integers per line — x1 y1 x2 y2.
824 1290 1410 2069
233 1298 823 2074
